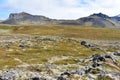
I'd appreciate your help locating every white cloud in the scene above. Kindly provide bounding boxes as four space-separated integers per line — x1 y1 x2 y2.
5 0 120 19
60 0 80 7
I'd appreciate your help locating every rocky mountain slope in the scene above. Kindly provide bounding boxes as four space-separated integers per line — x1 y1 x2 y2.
1 12 120 28
77 13 120 28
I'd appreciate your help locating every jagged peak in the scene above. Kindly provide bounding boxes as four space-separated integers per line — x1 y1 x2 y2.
10 12 31 16
89 13 110 18
8 12 32 19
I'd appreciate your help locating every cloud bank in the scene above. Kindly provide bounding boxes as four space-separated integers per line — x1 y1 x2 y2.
2 0 120 19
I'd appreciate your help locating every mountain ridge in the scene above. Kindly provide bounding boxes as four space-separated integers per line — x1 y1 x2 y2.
2 12 52 24
1 12 120 28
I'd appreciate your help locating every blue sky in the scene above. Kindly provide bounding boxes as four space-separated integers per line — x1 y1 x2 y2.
0 0 120 20
0 0 13 19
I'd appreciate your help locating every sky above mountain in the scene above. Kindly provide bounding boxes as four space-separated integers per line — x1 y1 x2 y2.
0 0 120 20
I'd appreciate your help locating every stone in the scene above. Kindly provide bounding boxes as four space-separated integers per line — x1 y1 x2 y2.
92 54 105 62
105 54 112 58
19 44 26 49
74 68 85 75
114 52 120 56
98 56 106 62
61 71 71 77
80 41 87 45
30 77 40 80
57 76 66 80
84 66 92 74
92 63 100 68
105 53 117 63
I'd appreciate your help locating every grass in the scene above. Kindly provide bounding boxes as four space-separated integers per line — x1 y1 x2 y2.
0 25 13 29
0 37 103 68
53 58 77 65
0 25 120 69
0 58 21 69
0 25 120 40
0 25 119 40
12 25 120 40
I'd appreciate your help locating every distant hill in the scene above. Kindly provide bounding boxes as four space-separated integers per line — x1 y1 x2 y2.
1 12 52 24
1 12 120 28
77 13 120 28
112 14 120 21
0 20 3 22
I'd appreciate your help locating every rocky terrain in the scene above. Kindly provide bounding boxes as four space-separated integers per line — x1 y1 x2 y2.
1 12 120 28
0 24 119 80
0 34 120 80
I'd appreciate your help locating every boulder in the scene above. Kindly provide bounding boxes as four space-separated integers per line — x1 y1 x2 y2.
19 44 26 49
114 52 120 56
57 76 66 80
105 53 117 63
30 77 40 80
80 41 87 45
92 54 105 62
92 62 100 68
80 41 98 49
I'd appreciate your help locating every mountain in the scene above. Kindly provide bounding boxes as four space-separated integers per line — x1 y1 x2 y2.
1 12 52 24
0 20 2 22
112 14 120 21
1 12 120 28
77 13 120 28
59 13 120 27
